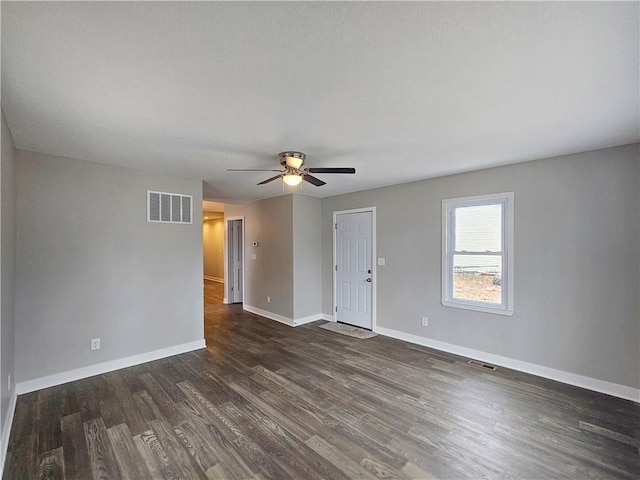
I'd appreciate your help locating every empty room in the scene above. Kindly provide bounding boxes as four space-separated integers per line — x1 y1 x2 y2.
1 2 638 479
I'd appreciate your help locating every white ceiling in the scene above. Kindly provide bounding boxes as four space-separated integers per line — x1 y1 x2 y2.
2 2 638 203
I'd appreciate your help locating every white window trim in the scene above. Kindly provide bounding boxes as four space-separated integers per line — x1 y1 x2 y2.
441 192 514 316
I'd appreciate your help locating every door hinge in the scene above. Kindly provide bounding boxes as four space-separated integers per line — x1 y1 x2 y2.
335 265 337 271
231 286 234 291
335 306 338 312
334 223 337 230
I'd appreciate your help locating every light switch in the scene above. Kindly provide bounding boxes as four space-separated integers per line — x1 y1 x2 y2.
377 257 386 266
251 253 257 260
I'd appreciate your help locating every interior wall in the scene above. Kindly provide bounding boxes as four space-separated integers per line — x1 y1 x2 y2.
321 144 640 389
0 110 17 443
203 217 224 281
226 195 294 318
292 195 322 319
15 151 204 383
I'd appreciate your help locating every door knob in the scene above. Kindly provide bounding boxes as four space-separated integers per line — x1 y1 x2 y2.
366 278 372 282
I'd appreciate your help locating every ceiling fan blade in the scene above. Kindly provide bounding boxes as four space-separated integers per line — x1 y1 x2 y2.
227 169 283 172
303 174 326 187
307 167 356 174
257 174 283 185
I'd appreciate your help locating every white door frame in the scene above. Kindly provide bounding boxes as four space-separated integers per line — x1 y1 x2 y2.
333 207 377 331
224 216 245 304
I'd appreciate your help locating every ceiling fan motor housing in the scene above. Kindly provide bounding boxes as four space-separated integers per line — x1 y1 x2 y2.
279 151 306 170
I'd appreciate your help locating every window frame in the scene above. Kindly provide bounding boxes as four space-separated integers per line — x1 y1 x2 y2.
441 192 514 316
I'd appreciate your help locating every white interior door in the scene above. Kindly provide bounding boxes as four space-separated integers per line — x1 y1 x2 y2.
335 211 373 329
229 219 243 303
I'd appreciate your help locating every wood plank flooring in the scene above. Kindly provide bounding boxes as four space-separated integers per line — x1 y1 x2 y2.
4 280 639 479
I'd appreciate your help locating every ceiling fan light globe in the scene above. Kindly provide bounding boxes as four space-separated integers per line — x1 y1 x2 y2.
283 174 303 186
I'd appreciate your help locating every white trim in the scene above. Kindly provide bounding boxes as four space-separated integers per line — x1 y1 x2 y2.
441 300 513 316
293 314 324 326
15 339 206 395
223 297 229 304
332 206 377 331
374 326 639 403
204 276 224 283
442 192 514 315
243 305 327 327
0 391 17 475
320 313 335 322
244 304 294 326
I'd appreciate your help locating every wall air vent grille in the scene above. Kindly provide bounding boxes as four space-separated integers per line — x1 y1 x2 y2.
182 195 192 223
147 191 193 224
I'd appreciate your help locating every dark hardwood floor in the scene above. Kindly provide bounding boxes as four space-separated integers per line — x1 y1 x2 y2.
4 279 639 479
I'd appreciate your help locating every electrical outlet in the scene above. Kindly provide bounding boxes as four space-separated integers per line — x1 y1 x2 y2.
421 317 429 327
90 338 101 351
267 296 271 304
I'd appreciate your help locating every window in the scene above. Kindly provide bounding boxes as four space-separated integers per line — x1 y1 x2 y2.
442 192 514 315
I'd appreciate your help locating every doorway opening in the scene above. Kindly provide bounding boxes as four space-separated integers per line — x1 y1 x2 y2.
333 207 377 331
202 203 225 305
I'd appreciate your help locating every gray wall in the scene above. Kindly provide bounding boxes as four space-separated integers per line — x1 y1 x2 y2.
293 195 322 319
203 217 224 280
226 195 294 318
15 151 204 382
1 110 17 436
321 144 640 389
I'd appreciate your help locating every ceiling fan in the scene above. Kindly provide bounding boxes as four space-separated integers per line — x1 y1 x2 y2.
227 151 356 187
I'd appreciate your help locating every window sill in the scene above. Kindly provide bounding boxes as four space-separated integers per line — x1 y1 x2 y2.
441 300 514 316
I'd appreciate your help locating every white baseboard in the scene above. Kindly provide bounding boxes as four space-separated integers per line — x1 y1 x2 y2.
320 314 335 322
15 339 206 395
293 314 324 326
375 326 639 403
223 297 229 304
243 304 294 326
204 276 224 283
243 305 328 327
0 390 17 475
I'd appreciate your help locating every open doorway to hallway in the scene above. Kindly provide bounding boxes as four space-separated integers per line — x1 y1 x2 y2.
202 200 225 307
